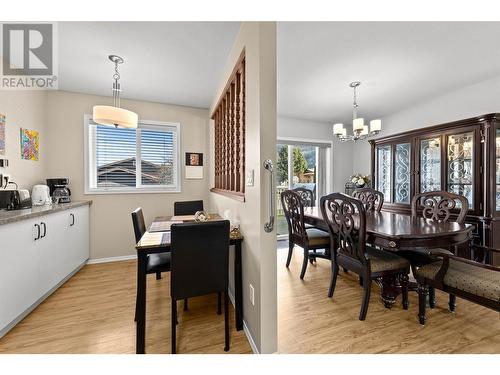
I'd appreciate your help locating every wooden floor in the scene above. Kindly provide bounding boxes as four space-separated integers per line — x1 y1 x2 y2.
0 261 252 354
278 242 500 353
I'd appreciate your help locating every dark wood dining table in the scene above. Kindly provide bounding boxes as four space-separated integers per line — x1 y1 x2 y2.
303 207 474 306
134 214 244 354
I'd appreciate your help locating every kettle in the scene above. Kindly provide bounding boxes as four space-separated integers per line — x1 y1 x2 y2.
32 185 51 206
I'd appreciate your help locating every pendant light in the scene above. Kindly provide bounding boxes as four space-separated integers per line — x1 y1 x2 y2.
93 55 138 129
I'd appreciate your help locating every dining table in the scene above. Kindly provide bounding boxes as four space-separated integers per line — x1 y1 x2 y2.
134 214 244 354
303 207 474 306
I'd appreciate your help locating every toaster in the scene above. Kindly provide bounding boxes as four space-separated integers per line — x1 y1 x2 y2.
31 184 51 206
0 189 32 210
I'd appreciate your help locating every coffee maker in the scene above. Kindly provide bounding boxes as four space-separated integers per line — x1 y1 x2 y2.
46 178 71 204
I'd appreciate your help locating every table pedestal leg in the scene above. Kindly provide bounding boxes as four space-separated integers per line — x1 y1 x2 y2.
379 275 399 308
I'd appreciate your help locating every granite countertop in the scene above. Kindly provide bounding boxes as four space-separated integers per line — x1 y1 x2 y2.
0 201 92 226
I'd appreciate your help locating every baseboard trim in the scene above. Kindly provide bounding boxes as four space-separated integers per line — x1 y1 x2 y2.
86 254 137 264
227 289 259 354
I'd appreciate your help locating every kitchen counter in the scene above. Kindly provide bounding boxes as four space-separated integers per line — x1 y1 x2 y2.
0 201 92 226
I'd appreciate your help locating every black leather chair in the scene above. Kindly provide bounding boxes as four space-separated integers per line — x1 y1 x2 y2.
174 200 204 215
170 220 231 354
131 208 171 321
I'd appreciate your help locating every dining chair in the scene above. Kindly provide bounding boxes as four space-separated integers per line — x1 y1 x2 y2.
353 188 384 212
131 208 172 321
170 220 231 354
320 193 410 320
405 190 469 308
414 244 500 325
292 187 315 208
281 190 331 279
174 200 204 215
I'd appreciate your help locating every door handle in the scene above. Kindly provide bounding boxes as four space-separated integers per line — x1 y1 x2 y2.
264 159 275 233
70 213 75 226
41 222 47 238
34 223 40 241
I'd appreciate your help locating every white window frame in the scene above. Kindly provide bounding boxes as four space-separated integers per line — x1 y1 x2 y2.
84 114 181 194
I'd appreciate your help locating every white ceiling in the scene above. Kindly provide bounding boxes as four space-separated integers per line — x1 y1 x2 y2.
278 22 500 123
58 22 240 108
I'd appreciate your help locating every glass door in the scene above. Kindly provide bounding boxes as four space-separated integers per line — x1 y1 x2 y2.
394 143 411 204
446 132 474 208
276 143 320 237
376 145 392 202
419 137 442 193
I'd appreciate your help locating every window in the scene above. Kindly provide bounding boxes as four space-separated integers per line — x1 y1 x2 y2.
85 116 180 193
210 53 245 201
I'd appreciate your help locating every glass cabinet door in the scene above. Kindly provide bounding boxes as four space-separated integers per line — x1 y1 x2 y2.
420 137 441 193
394 143 411 203
447 132 474 207
376 145 392 202
496 127 500 211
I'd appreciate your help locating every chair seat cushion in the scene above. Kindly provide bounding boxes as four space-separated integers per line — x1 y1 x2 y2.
367 247 410 273
415 259 500 302
306 228 330 247
146 253 171 273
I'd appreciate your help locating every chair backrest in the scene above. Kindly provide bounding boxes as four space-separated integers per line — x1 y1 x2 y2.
131 207 146 243
411 191 468 224
174 200 204 215
320 193 368 267
353 188 384 212
170 220 230 300
281 190 307 242
292 187 315 208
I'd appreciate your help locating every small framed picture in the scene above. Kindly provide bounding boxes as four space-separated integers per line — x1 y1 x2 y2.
185 152 203 166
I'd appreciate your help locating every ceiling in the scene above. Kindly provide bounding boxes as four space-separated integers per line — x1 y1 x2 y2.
58 22 240 108
278 22 500 123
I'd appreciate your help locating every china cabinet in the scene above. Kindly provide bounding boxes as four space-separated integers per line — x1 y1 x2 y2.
370 113 500 262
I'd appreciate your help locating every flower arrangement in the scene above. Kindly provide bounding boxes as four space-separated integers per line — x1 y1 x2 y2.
350 173 371 187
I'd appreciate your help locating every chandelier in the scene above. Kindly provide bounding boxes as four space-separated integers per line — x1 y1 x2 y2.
332 81 381 142
93 55 138 129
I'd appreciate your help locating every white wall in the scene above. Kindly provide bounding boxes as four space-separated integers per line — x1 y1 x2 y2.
208 22 277 353
45 90 210 260
278 116 353 192
0 91 48 190
353 75 500 174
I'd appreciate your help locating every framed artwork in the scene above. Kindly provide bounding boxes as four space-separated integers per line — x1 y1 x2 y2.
0 114 5 156
185 152 203 166
20 128 39 161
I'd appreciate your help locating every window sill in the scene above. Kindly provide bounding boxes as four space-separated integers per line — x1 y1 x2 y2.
210 188 245 202
84 188 181 195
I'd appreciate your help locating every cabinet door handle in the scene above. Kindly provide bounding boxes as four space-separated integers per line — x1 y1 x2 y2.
34 223 40 240
41 222 47 238
70 213 75 226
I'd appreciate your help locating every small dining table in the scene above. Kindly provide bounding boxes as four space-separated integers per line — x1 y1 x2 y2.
135 214 244 354
303 207 474 306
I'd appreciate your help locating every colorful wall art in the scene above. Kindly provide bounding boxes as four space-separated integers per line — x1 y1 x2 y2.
0 114 5 156
20 128 39 161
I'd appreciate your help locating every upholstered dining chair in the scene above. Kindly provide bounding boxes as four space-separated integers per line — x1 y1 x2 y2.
353 188 384 212
131 208 172 321
174 200 204 216
414 244 500 324
404 190 469 309
170 220 231 353
320 193 410 320
281 190 330 279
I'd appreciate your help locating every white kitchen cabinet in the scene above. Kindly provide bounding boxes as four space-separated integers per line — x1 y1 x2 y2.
0 203 90 337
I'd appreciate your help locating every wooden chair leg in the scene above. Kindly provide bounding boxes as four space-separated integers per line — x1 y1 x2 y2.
184 298 188 311
400 273 409 310
429 287 436 308
224 291 230 352
171 298 177 354
359 276 363 286
286 242 294 268
449 294 456 312
300 247 309 279
418 284 427 325
217 292 222 315
328 263 339 298
156 272 161 280
359 277 371 321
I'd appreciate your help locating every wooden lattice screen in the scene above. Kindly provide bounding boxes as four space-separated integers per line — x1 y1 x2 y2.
210 53 245 201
